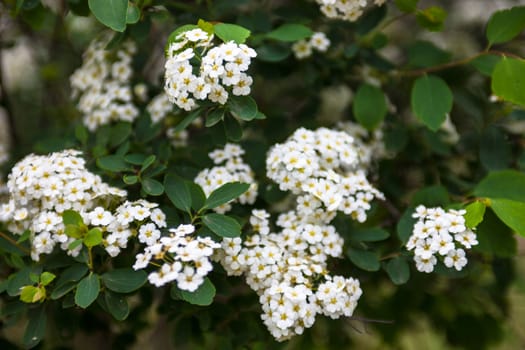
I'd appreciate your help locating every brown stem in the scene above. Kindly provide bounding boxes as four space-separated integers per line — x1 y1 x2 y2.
0 231 31 255
394 50 523 78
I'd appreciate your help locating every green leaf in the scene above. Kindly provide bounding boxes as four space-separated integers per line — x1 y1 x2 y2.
140 155 156 173
474 170 525 202
164 174 192 212
126 3 140 24
51 258 87 294
384 257 410 285
489 198 525 236
407 41 451 68
266 23 313 42
415 6 447 32
464 201 486 229
40 272 56 287
123 174 138 185
23 307 46 348
411 185 450 207
50 281 77 300
486 6 525 45
62 210 84 226
397 207 417 244
353 84 387 131
179 277 216 306
349 227 390 242
202 213 241 238
479 126 512 171
75 124 89 144
88 0 128 32
411 75 453 131
214 23 251 44
83 228 103 248
470 55 501 76
346 248 381 271
105 291 130 320
101 268 147 293
491 57 525 106
256 44 291 62
224 115 243 141
174 108 201 132
228 95 258 121
205 108 225 127
7 266 42 297
68 239 83 250
125 153 147 165
188 182 206 211
203 182 250 210
20 286 41 303
141 178 164 196
475 209 517 257
394 0 419 13
97 155 131 172
75 273 100 308
109 122 132 148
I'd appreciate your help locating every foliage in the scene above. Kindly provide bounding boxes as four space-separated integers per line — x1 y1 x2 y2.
0 0 524 349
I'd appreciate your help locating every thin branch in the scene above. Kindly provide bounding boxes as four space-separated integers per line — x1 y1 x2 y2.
394 50 523 77
0 231 31 255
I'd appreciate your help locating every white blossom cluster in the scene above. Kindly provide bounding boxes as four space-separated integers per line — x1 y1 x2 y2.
164 28 257 111
70 36 139 131
316 0 386 21
337 121 388 168
406 205 479 273
0 150 125 259
292 32 331 59
215 209 362 341
146 92 189 148
133 223 220 291
266 127 384 222
195 143 258 213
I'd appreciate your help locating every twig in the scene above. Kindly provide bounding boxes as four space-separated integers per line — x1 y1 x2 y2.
0 231 31 255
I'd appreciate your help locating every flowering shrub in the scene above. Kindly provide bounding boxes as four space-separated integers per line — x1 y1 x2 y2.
1 1 525 349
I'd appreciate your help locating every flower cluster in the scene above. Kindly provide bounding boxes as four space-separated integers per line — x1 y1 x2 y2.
164 28 257 111
406 205 479 273
337 121 388 168
316 0 386 21
0 150 177 262
133 223 220 291
195 143 258 213
215 209 362 341
292 32 331 59
70 36 139 131
266 127 384 222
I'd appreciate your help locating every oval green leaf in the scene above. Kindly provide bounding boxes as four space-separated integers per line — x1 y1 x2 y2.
411 75 453 131
202 213 241 238
491 57 525 106
486 6 525 45
214 23 251 44
203 182 250 210
384 257 410 285
75 273 100 309
346 248 381 271
490 198 525 236
101 268 147 293
266 23 313 42
473 170 525 202
353 84 387 131
164 174 192 212
141 178 164 196
88 0 128 32
180 277 216 306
